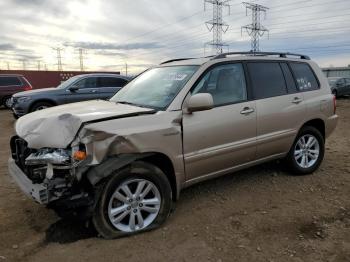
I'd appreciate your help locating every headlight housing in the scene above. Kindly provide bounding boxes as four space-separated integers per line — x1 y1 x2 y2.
17 96 31 103
25 148 71 165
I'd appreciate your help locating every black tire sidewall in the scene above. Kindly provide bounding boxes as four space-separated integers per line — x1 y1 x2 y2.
3 97 12 108
286 126 325 175
92 161 172 239
31 102 53 112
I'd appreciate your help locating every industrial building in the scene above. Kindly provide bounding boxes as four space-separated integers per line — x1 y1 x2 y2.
322 66 350 78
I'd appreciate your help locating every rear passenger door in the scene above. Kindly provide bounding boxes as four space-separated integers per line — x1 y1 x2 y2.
98 77 128 100
247 62 306 159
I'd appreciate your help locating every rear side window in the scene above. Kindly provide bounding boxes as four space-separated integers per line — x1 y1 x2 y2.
289 63 319 91
99 77 128 87
247 62 287 99
0 77 21 87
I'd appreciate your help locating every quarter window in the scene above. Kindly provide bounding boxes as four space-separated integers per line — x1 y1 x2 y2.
289 63 319 91
192 63 247 106
247 62 287 99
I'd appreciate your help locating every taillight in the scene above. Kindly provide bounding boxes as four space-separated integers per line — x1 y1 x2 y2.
333 95 336 114
23 84 32 91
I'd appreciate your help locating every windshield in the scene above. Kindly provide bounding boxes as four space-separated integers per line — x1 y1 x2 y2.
56 75 81 89
110 65 199 109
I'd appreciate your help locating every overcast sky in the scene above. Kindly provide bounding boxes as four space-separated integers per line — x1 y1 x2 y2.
0 0 349 74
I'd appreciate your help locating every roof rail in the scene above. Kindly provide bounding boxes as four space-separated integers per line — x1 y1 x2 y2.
212 51 310 60
160 58 195 65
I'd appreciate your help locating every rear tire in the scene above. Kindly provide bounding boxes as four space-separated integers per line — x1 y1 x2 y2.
285 126 325 175
30 101 53 112
92 161 172 239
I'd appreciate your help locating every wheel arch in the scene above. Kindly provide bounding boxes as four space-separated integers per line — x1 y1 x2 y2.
300 118 325 139
29 99 57 112
86 152 178 201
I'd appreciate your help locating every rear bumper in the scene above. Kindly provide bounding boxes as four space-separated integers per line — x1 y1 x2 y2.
8 158 48 204
325 114 338 138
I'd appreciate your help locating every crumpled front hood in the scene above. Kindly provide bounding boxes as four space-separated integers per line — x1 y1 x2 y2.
15 100 155 149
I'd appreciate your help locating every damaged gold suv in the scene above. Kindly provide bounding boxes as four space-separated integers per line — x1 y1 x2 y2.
8 52 338 238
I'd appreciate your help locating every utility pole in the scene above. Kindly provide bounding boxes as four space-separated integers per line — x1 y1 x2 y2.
78 48 87 71
21 60 26 70
6 61 10 70
125 62 128 76
52 47 63 71
204 0 232 55
37 60 41 71
241 2 269 52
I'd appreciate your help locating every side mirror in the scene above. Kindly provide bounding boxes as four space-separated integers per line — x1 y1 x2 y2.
68 85 79 92
187 93 214 113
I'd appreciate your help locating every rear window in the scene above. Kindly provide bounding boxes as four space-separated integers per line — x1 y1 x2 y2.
289 63 319 91
99 77 128 87
0 76 21 87
247 62 287 99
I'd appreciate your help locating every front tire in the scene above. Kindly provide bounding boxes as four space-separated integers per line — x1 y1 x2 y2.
285 126 325 175
30 101 53 112
3 96 12 109
92 161 172 239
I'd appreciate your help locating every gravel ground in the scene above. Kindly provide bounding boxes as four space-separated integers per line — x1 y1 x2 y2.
0 99 349 262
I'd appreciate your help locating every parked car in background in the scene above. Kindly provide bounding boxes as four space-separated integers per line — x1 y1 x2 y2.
328 77 350 97
11 73 130 117
0 74 32 108
8 52 337 238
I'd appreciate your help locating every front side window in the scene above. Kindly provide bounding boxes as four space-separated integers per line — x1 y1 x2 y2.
192 63 247 106
289 63 319 91
0 77 21 87
74 77 98 89
247 62 287 99
111 65 198 109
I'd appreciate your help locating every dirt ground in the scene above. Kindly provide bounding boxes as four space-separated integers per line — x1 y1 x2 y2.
0 100 349 262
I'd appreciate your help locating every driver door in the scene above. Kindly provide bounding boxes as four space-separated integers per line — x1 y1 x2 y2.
182 63 257 182
65 76 100 103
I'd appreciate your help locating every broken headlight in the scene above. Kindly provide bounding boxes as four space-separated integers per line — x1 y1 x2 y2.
25 148 71 165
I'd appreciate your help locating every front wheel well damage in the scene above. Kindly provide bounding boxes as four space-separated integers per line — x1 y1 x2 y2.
86 153 178 201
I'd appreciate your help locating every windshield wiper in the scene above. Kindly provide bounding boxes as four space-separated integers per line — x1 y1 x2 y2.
117 101 153 109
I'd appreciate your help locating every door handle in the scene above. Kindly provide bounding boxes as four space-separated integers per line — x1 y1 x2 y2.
240 107 255 115
292 97 303 104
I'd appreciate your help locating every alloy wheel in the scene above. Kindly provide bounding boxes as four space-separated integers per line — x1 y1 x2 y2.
294 134 320 168
107 178 161 232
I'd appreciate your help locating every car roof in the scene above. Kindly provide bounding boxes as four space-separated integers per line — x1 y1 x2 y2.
0 74 24 77
74 73 130 79
159 52 312 67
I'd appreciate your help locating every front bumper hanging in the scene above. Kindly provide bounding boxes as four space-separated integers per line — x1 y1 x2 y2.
8 158 49 204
